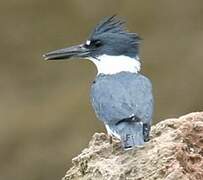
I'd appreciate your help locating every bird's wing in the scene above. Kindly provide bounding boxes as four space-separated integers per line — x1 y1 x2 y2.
127 74 154 124
90 73 153 125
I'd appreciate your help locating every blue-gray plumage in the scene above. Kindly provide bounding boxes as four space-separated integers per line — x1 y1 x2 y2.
91 72 153 148
43 15 154 149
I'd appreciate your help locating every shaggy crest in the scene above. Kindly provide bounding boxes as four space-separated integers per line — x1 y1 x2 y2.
89 15 141 44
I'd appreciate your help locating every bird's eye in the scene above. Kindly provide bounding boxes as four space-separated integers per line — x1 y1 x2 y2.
85 39 102 48
93 40 102 47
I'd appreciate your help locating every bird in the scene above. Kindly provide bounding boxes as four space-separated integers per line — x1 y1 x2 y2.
43 15 154 149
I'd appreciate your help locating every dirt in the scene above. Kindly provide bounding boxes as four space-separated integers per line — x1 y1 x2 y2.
62 112 203 180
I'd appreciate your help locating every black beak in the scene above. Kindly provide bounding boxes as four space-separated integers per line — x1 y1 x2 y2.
43 44 90 60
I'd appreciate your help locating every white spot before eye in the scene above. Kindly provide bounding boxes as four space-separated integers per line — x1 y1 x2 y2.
86 40 91 45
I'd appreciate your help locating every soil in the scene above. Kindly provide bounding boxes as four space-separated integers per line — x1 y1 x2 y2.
62 112 203 180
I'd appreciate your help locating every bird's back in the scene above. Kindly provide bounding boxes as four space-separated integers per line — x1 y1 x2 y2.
91 72 153 148
91 71 153 125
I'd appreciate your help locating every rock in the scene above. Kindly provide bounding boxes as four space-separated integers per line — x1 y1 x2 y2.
62 112 203 180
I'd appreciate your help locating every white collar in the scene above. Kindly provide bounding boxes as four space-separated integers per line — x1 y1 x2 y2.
88 54 141 75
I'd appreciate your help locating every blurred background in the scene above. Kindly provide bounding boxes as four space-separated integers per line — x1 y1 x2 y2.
0 0 203 179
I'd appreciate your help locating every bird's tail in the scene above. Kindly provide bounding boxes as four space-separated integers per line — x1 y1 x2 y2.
108 121 150 149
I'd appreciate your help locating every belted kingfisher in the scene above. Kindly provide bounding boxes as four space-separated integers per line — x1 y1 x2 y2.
43 16 154 149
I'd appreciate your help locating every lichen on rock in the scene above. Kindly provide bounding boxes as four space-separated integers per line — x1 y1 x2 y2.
62 112 203 180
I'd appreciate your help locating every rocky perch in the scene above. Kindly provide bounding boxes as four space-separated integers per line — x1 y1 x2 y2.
63 112 203 180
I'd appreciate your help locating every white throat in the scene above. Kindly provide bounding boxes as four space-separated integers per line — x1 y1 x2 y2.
88 54 141 75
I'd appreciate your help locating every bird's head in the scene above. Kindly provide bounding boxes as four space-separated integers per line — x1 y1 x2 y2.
43 15 141 74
